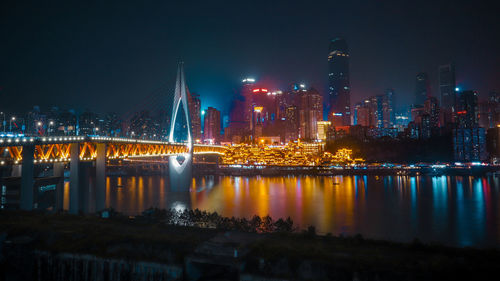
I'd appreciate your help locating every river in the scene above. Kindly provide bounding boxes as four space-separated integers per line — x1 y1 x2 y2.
62 174 500 248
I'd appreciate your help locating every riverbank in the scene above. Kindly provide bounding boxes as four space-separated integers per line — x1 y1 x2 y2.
1 210 499 280
217 164 500 176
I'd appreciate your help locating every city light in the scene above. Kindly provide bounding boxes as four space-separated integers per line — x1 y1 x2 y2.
455 87 460 92
242 78 255 83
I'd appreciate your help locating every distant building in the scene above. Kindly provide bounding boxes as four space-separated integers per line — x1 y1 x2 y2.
414 72 430 105
327 37 351 125
316 121 331 140
439 63 456 110
424 96 440 128
203 107 221 144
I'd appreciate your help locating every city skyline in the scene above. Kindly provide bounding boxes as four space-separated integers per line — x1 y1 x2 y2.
1 0 499 115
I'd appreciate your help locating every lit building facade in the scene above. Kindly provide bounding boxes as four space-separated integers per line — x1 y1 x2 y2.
327 37 351 125
203 107 221 144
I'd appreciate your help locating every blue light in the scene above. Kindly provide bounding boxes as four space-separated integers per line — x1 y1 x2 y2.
201 110 205 115
455 87 460 92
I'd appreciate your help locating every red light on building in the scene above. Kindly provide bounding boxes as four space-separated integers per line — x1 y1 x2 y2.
457 110 467 115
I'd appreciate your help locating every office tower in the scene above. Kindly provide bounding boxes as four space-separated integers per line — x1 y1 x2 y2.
299 88 323 139
456 90 479 128
382 88 395 128
453 90 487 161
327 37 351 125
203 107 221 144
439 64 456 110
414 72 430 105
188 92 202 142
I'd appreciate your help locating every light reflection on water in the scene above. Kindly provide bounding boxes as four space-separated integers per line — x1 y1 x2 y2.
63 175 500 247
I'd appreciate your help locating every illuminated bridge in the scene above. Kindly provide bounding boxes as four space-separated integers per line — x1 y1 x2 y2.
0 64 226 213
0 136 225 164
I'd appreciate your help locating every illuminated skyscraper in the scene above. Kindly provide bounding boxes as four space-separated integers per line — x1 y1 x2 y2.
327 38 351 125
188 92 202 143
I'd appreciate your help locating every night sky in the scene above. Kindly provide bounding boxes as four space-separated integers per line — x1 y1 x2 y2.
1 0 499 116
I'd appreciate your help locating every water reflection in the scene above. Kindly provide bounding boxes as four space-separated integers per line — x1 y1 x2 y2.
63 174 500 247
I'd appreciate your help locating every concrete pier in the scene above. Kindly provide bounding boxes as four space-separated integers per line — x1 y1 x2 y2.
53 162 65 211
69 143 80 214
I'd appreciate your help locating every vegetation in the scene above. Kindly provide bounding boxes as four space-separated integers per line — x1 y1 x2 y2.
326 134 454 163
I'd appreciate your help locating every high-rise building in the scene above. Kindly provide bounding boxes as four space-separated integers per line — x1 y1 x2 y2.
188 92 202 143
439 63 456 110
414 72 430 105
382 89 395 128
456 90 479 128
203 107 221 144
327 37 351 125
299 88 323 139
285 105 299 142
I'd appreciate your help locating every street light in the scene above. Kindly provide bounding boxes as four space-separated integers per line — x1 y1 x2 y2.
49 121 54 136
9 116 16 132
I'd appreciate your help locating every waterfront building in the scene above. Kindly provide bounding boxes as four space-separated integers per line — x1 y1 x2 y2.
456 90 479 128
327 37 351 125
453 127 487 161
316 121 331 140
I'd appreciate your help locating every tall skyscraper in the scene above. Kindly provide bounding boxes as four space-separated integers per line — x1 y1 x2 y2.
203 107 221 144
456 90 479 128
439 63 456 110
414 72 430 105
299 88 323 139
188 92 202 142
327 37 351 125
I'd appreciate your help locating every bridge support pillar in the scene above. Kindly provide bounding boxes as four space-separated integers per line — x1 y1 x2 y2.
79 162 91 214
20 145 35 210
69 143 80 214
95 143 106 212
53 162 65 211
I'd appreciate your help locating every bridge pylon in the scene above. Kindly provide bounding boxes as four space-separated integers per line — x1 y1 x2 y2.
168 63 193 191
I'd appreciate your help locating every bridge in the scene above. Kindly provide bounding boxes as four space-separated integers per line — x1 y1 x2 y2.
0 64 226 213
